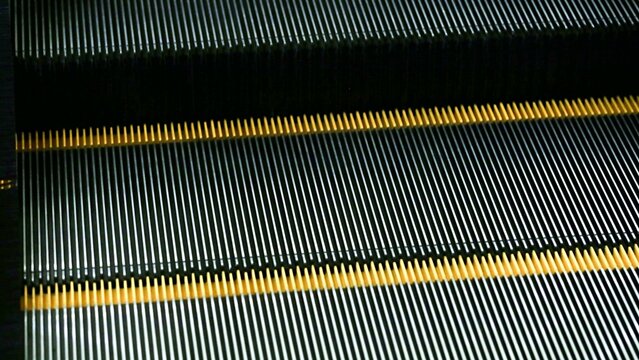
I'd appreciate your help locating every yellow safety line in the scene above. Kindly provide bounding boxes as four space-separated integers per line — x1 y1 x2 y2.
15 96 639 151
0 179 15 190
21 244 639 311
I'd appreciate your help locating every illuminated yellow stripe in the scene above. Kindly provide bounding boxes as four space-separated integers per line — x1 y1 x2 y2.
16 96 639 151
22 244 639 311
0 179 15 190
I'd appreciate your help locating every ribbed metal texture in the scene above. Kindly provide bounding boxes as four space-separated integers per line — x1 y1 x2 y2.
11 0 639 131
25 268 639 359
20 115 639 284
11 0 639 58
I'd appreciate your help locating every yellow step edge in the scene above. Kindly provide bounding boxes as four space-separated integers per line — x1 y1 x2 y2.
15 95 639 152
21 244 639 311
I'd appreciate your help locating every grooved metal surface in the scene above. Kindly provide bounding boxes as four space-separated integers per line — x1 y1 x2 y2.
11 0 639 58
20 115 639 284
25 269 639 359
